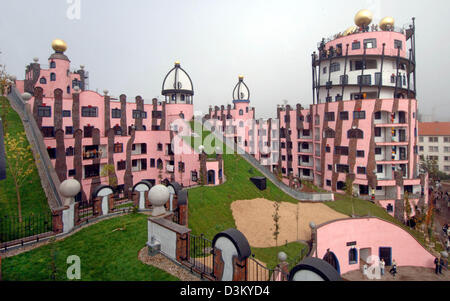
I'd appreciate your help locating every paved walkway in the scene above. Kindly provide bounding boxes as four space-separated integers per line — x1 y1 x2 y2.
343 266 450 281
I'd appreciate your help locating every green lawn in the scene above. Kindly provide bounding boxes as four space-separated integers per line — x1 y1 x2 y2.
0 96 50 217
2 213 178 281
252 242 308 270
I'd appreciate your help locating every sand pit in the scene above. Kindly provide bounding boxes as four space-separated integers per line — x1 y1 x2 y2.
231 199 348 248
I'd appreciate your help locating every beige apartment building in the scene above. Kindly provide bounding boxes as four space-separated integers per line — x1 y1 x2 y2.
418 122 450 174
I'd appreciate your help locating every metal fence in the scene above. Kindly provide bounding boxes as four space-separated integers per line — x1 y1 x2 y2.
77 201 95 223
0 213 53 244
184 234 216 280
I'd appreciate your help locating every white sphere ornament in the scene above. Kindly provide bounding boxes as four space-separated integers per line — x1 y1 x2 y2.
309 221 316 229
33 57 39 63
21 92 32 102
59 179 81 206
73 86 80 93
103 89 109 95
149 185 170 216
278 252 287 262
80 65 85 70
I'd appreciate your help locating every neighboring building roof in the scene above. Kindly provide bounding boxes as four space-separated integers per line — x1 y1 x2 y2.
418 122 450 136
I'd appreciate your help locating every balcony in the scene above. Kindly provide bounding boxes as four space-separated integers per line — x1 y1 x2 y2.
83 145 107 160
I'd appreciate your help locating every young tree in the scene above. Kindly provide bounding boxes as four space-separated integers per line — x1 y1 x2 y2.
4 133 35 222
345 177 355 217
272 201 281 247
0 64 12 133
404 191 412 224
100 164 117 187
420 156 439 183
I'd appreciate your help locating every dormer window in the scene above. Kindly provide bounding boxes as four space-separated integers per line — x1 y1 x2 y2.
50 61 56 68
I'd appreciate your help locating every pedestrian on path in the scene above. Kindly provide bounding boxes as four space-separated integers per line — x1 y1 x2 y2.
439 257 445 274
389 260 397 277
435 257 440 274
380 259 385 276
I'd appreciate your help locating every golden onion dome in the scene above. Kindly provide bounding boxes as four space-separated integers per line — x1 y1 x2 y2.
379 16 395 31
354 9 373 27
343 25 359 36
52 39 67 53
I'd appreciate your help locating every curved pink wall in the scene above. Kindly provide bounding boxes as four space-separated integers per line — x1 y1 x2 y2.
315 217 435 275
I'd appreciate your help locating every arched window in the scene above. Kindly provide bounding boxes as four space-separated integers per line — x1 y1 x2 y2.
40 77 47 84
348 128 364 139
324 128 336 139
113 125 122 136
349 248 358 265
239 109 243 116
50 73 56 81
157 159 163 169
67 86 71 94
50 61 56 68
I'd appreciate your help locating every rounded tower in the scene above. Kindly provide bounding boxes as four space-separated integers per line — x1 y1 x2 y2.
162 61 194 104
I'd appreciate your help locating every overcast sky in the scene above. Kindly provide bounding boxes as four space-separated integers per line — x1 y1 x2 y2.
1 0 449 121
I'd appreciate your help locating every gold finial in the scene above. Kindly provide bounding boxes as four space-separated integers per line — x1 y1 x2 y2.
238 75 244 80
354 9 373 27
52 39 68 53
175 61 180 66
379 16 395 31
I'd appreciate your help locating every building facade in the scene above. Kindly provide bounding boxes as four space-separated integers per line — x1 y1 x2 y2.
16 41 221 202
418 122 450 174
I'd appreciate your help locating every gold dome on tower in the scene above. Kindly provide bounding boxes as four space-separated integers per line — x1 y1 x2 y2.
343 25 358 36
354 9 373 27
379 16 395 31
52 39 67 53
238 75 244 80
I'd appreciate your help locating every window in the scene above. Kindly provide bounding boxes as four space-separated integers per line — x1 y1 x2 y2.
357 167 366 174
239 109 243 116
394 40 403 50
353 111 366 120
326 180 332 187
375 127 381 137
68 169 76 177
348 129 364 139
340 75 348 85
65 126 73 135
339 111 349 120
349 248 358 265
42 127 55 138
358 75 372 85
113 125 122 136
66 147 74 156
178 161 185 172
375 148 382 155
150 159 156 168
62 110 71 117
324 128 336 138
357 150 365 158
50 73 56 81
377 165 383 173
335 146 349 156
429 137 438 143
429 146 439 152
445 156 450 162
324 112 335 122
375 72 382 86
50 61 56 68
325 145 331 153
364 38 377 49
133 110 147 119
67 86 71 94
117 161 126 171
328 165 332 171
191 171 198 182
374 111 381 120
419 146 424 152
330 62 340 73
336 164 350 173
83 126 94 138
157 143 163 151
444 137 450 143
40 77 47 84
112 109 121 119
38 106 51 117
303 129 310 137
444 147 450 153
352 41 361 50
114 143 123 153
323 67 327 74
152 111 163 119
81 107 98 117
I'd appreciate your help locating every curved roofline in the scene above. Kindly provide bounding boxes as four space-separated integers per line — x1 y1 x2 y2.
161 65 194 95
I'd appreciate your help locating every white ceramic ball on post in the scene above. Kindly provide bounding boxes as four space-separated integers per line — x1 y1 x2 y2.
149 185 170 217
59 179 81 207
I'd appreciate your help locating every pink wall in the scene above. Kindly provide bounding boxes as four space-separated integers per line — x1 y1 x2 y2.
315 217 435 275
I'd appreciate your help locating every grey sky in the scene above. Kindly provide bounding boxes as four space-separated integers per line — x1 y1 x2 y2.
1 0 449 121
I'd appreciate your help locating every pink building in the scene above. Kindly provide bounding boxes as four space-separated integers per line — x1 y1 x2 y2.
275 14 428 220
16 41 221 202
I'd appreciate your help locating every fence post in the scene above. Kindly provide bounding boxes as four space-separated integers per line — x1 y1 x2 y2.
52 210 64 234
93 197 102 217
